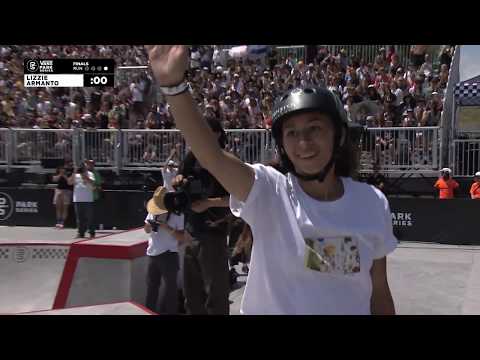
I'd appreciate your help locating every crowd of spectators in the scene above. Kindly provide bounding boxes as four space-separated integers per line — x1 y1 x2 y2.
191 45 454 131
0 45 154 131
0 45 454 133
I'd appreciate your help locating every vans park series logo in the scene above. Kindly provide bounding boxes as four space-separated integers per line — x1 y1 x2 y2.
391 212 413 227
0 192 14 221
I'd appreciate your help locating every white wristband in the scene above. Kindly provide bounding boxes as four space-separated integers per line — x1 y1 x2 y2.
159 80 189 96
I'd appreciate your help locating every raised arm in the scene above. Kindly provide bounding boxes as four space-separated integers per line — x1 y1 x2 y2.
146 45 254 202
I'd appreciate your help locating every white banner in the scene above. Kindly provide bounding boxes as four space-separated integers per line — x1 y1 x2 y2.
24 74 84 87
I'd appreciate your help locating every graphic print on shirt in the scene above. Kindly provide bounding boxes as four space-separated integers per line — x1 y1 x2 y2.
304 236 360 274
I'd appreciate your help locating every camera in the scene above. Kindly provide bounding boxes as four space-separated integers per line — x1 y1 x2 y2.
163 176 208 215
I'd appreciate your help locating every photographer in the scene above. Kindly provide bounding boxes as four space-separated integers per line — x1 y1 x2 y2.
68 163 96 239
172 116 231 315
144 186 185 314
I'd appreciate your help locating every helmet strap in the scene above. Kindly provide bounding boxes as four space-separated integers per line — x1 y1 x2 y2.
291 153 336 183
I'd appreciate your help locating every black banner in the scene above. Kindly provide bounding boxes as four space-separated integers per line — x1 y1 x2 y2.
0 188 151 230
389 198 480 245
1 187 479 245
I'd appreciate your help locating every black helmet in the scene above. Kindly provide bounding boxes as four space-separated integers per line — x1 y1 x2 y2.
271 87 349 182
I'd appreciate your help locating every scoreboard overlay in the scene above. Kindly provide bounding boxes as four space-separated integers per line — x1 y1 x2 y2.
24 59 115 88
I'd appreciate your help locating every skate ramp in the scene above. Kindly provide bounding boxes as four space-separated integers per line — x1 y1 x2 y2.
0 227 149 314
20 301 155 315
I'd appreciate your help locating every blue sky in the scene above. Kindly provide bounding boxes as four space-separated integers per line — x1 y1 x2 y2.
460 45 480 82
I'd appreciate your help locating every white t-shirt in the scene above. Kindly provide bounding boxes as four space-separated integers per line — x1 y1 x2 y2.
161 167 177 192
145 213 184 256
130 83 143 102
230 164 397 315
73 172 95 203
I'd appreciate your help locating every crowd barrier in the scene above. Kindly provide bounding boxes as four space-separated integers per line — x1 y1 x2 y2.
1 187 478 245
359 127 440 172
0 127 445 174
452 139 480 177
389 197 480 245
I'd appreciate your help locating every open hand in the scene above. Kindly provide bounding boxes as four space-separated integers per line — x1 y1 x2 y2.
145 45 189 87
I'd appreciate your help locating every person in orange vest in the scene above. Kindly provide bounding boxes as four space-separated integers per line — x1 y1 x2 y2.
470 172 480 199
434 168 459 199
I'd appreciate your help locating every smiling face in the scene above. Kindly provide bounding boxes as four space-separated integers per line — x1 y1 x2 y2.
281 111 338 177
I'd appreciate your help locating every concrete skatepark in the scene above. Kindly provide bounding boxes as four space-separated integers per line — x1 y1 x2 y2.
2 225 480 315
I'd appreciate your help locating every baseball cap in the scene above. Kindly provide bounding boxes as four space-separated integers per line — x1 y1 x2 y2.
441 168 452 174
167 160 175 166
475 171 480 177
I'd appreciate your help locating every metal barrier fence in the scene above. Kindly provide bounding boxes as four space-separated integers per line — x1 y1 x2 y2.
80 129 121 169
11 129 74 165
0 127 445 175
275 46 306 63
0 129 8 165
121 129 187 170
359 127 440 172
224 129 274 164
321 45 412 67
274 45 412 69
452 140 480 177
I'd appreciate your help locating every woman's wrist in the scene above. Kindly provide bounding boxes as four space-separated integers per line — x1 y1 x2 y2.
160 79 189 96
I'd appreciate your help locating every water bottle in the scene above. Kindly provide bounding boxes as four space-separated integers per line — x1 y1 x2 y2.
99 224 104 230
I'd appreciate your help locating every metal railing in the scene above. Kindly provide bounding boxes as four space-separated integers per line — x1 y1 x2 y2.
224 129 274 164
322 45 412 67
0 128 8 165
275 46 306 63
80 129 121 169
121 129 187 170
11 129 74 165
0 127 446 175
452 139 480 177
359 127 440 173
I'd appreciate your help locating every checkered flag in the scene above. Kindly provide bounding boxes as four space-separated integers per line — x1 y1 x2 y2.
455 82 480 105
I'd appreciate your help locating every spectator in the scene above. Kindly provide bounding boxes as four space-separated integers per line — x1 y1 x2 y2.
419 54 433 77
439 46 453 69
410 45 428 70
434 168 459 199
68 163 96 239
52 165 73 228
470 172 480 199
367 163 387 193
96 101 110 129
386 45 396 63
161 148 178 192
